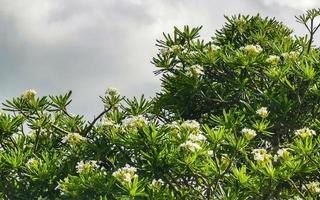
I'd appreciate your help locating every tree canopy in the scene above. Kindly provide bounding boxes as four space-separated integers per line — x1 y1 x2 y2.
1 9 320 200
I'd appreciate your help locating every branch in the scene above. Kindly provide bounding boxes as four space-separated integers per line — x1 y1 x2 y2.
288 179 306 200
52 124 72 135
82 106 112 136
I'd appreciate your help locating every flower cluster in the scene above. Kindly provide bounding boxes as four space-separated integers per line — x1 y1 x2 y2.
266 55 280 65
179 140 202 152
112 164 138 184
106 87 119 96
62 132 86 146
186 64 204 77
294 127 316 138
240 44 263 55
188 133 207 142
252 149 272 164
180 120 201 134
256 107 269 118
76 160 98 174
151 179 165 188
206 44 220 52
26 158 40 168
303 181 320 195
170 45 182 54
122 115 148 128
180 120 206 152
160 45 182 55
281 51 300 60
102 117 116 126
22 89 37 100
274 148 290 161
241 128 257 140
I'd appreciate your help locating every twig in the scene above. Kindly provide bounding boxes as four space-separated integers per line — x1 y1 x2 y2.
288 179 306 200
82 106 112 136
52 124 72 135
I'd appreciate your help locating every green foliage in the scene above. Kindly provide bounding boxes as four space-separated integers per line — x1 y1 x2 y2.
1 10 320 199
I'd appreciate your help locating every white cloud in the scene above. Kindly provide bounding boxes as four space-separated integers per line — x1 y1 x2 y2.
0 0 314 117
261 0 320 10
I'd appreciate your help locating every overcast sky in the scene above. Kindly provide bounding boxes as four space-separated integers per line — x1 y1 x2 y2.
1 0 320 118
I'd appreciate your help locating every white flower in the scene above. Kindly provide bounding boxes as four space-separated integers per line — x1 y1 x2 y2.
76 160 98 174
106 87 119 96
266 55 280 65
122 115 147 128
252 148 272 163
187 64 204 77
151 179 164 188
303 181 320 195
207 44 220 52
281 51 300 60
26 158 40 168
22 89 37 100
167 121 181 137
241 128 257 140
274 148 290 161
167 121 180 131
180 141 202 152
188 133 206 142
160 47 171 55
256 107 269 118
207 150 214 156
181 120 201 133
61 132 86 146
112 164 138 184
102 117 115 126
170 45 182 54
294 127 316 138
240 44 263 55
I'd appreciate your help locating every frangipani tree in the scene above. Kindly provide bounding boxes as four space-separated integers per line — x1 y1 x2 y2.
0 9 320 200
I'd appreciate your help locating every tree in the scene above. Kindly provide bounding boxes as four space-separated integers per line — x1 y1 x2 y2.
1 9 320 200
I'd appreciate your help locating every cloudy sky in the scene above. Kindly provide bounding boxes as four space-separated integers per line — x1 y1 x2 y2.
1 0 320 118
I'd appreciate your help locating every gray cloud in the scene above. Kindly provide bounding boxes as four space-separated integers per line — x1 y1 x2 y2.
0 0 317 117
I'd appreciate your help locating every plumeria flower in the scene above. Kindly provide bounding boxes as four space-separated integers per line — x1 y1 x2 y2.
62 132 86 146
105 87 119 96
303 181 320 195
188 133 207 142
76 160 98 174
122 115 148 128
102 117 115 126
206 44 220 52
256 107 269 118
241 128 257 140
151 179 165 188
160 47 171 56
180 140 202 152
112 164 138 184
186 64 204 77
240 44 263 55
274 148 290 161
252 148 272 164
22 89 37 100
294 127 316 138
170 45 182 54
181 120 201 134
266 55 280 65
26 158 41 168
281 51 300 60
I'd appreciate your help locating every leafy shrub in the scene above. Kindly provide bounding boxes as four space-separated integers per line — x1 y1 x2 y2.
1 9 320 200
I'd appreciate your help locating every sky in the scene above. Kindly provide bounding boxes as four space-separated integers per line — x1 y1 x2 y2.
1 0 320 118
